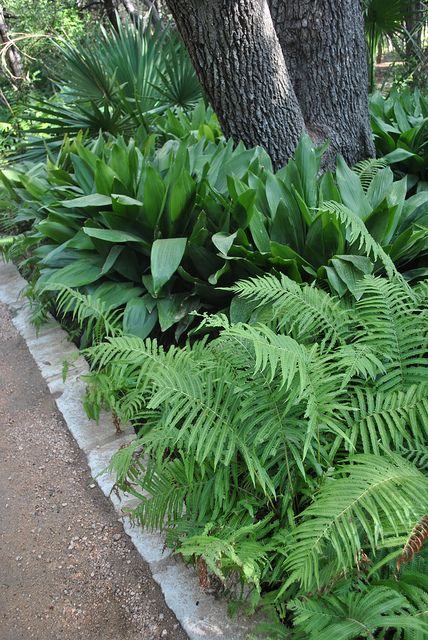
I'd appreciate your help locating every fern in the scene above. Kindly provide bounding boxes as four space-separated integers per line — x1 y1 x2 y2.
354 277 428 391
231 273 351 347
53 286 123 343
282 454 428 592
83 273 428 639
343 384 428 454
291 585 428 640
320 201 399 280
353 157 389 192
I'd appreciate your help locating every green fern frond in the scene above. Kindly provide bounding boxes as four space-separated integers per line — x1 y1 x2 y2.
283 454 428 591
231 274 350 346
52 285 123 343
355 276 428 391
344 384 428 455
320 201 399 280
290 585 428 640
353 157 389 192
179 519 274 589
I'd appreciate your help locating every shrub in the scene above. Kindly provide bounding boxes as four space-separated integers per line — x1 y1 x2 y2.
17 18 202 160
72 273 428 639
2 130 427 341
370 87 428 188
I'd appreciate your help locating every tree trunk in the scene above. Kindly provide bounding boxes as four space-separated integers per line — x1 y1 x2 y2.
104 0 119 29
166 0 305 170
405 1 424 58
141 0 162 26
268 0 375 166
0 3 23 84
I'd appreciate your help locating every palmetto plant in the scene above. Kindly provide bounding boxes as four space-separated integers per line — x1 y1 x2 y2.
19 17 202 156
66 273 428 639
363 0 407 90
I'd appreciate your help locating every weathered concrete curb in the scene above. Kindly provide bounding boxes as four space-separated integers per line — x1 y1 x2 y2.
0 261 258 640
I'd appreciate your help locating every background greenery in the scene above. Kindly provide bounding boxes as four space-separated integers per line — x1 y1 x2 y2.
1 4 428 639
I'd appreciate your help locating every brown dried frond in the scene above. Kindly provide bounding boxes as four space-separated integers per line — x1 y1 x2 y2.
198 557 209 591
112 410 122 434
397 516 428 571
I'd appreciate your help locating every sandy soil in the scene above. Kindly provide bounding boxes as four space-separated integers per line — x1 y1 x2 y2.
0 303 187 640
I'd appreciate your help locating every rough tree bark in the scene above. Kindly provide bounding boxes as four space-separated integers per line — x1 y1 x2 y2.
167 0 374 168
103 0 119 29
0 3 23 85
166 0 305 169
405 0 424 58
269 0 375 165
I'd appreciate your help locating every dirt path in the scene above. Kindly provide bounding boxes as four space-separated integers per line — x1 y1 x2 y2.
0 303 187 640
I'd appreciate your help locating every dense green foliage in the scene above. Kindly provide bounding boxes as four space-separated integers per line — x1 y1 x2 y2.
2 128 427 340
20 19 201 156
371 87 428 187
1 12 428 640
54 273 428 638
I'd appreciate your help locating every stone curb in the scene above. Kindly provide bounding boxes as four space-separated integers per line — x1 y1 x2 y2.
0 261 258 640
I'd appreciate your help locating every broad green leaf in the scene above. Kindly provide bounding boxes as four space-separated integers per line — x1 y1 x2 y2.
329 256 372 298
384 148 417 164
336 156 371 219
157 295 189 331
212 232 238 256
42 258 103 288
366 168 394 210
94 159 116 195
62 194 112 208
151 237 187 294
168 170 195 223
111 195 144 217
293 133 318 209
265 173 284 216
90 282 144 308
20 175 47 199
249 209 271 253
70 153 94 194
83 227 145 243
123 298 158 339
100 245 124 276
143 166 166 228
37 220 75 243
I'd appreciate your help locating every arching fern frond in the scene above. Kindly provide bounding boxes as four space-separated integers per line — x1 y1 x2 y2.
353 157 389 192
52 285 123 343
355 276 428 391
320 201 399 280
343 383 428 455
282 454 428 592
290 585 428 640
231 274 351 347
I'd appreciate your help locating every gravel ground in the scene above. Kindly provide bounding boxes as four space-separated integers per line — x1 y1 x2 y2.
0 303 188 640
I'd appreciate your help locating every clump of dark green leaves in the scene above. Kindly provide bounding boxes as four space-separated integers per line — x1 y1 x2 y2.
1 128 428 342
81 274 428 640
370 87 428 189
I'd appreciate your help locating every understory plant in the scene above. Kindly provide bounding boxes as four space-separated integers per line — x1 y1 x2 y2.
16 17 202 161
370 87 428 188
1 130 427 341
65 272 428 639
